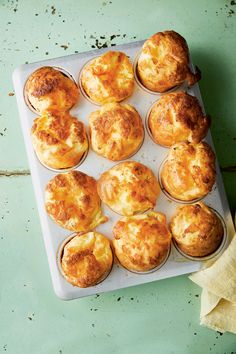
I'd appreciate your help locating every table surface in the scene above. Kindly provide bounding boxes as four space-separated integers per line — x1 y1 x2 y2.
1 0 236 353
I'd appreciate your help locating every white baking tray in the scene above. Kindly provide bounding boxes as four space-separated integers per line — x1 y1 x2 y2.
12 40 235 300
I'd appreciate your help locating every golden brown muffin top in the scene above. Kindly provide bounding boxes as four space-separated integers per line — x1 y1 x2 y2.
31 111 88 169
61 232 113 287
97 161 160 216
148 91 210 147
89 103 144 161
137 30 201 92
161 142 216 201
81 51 134 104
25 66 79 113
113 212 171 272
170 202 224 257
45 171 107 232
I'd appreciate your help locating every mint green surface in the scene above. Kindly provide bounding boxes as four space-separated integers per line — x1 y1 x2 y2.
0 1 236 353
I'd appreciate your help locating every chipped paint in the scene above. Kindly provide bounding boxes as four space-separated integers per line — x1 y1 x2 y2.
0 169 30 177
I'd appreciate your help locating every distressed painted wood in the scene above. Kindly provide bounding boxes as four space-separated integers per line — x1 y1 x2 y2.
0 1 236 353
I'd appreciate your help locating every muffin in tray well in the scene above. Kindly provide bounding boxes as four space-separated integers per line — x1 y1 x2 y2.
45 171 107 232
113 212 171 272
31 111 88 170
97 161 160 216
81 51 134 104
160 142 216 201
89 103 144 161
170 202 224 257
25 66 79 113
148 92 210 147
61 232 113 288
137 30 201 93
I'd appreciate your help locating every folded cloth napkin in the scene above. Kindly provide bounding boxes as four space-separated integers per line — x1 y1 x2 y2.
189 234 236 334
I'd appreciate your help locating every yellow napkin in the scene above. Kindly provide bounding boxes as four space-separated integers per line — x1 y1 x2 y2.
189 234 236 334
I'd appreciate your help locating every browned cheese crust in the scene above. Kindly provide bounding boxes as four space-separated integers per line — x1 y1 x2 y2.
113 212 171 272
97 161 160 216
25 66 79 113
170 202 224 257
89 103 144 161
148 92 210 147
137 30 201 92
81 51 134 104
61 232 113 287
161 142 216 201
45 171 108 232
31 111 88 169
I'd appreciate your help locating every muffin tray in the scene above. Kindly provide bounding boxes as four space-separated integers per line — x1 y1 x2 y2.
13 40 235 300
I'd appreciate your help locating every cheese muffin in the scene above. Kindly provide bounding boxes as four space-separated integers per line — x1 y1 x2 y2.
137 30 201 93
160 142 216 201
113 212 171 272
148 92 210 147
170 203 224 257
45 171 107 232
61 232 113 287
89 103 144 161
81 51 134 104
97 161 160 215
25 66 79 113
31 111 88 170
